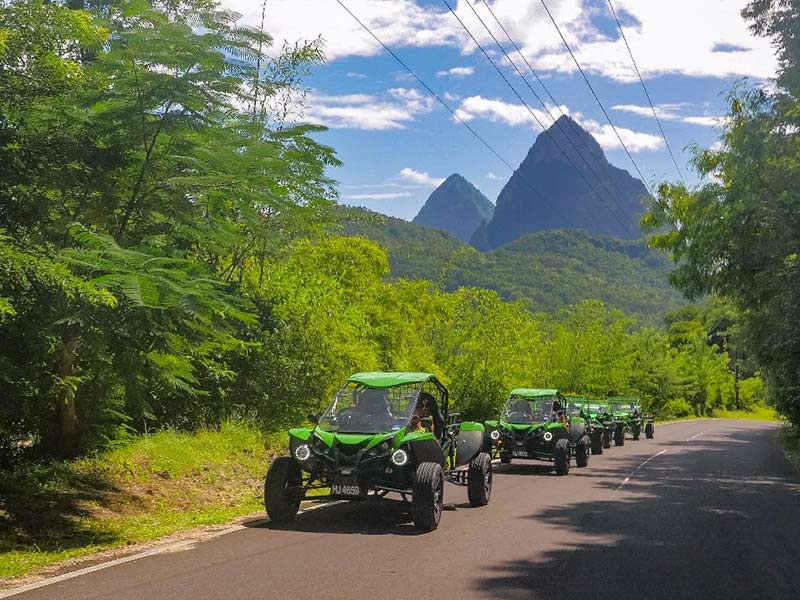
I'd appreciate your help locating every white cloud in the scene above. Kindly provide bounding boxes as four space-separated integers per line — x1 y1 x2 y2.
486 171 505 180
612 103 726 127
342 192 413 201
454 95 561 128
223 0 777 82
580 118 663 152
398 168 445 187
437 66 475 78
346 71 368 79
306 87 435 130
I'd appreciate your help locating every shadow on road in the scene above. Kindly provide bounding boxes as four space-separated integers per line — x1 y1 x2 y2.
473 424 800 600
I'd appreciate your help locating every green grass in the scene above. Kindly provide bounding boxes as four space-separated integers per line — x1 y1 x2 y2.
777 425 800 472
711 406 780 421
0 422 284 581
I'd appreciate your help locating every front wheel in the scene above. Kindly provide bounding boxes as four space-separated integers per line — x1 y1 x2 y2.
645 423 655 439
264 457 302 524
632 425 641 441
602 431 612 449
575 437 590 467
412 462 444 531
554 438 570 476
467 452 492 507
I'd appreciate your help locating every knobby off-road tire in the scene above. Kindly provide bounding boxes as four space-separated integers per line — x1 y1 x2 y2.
614 425 625 447
412 462 444 532
500 451 512 464
468 452 492 507
575 437 590 467
554 438 570 476
590 434 604 455
264 457 302 524
633 425 641 441
645 423 655 439
602 431 612 449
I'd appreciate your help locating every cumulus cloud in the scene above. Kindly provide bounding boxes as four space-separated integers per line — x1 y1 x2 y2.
437 66 475 78
398 168 445 187
486 171 505 180
612 103 726 127
222 0 777 82
306 87 435 130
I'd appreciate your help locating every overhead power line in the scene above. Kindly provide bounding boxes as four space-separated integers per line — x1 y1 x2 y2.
604 0 686 185
476 0 630 210
332 0 578 229
538 0 652 194
443 0 637 235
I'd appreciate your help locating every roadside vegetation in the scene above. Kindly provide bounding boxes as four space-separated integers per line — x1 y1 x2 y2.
0 422 275 579
0 0 795 582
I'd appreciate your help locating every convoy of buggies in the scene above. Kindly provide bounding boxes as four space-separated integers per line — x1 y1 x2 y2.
264 372 656 532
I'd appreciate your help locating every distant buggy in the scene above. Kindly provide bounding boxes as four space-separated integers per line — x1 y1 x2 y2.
566 396 613 455
264 372 493 532
485 389 591 475
609 397 654 444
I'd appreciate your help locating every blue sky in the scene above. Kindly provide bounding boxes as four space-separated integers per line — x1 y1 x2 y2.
225 0 778 221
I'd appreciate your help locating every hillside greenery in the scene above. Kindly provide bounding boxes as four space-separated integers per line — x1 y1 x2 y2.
342 207 684 322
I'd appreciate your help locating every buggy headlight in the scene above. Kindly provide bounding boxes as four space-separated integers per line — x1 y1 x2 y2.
543 431 553 442
391 449 409 466
490 429 500 441
294 444 311 462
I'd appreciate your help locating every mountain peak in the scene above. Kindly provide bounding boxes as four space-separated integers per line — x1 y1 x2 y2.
483 118 649 248
412 174 494 243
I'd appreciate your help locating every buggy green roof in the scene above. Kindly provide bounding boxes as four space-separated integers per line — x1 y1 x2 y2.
565 395 587 402
509 389 560 398
609 397 640 403
347 372 437 388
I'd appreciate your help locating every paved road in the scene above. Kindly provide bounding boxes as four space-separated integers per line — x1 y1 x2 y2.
8 419 800 599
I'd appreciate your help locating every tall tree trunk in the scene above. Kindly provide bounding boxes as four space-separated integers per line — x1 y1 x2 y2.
55 335 81 456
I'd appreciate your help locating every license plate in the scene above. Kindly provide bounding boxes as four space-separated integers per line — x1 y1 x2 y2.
332 477 364 499
512 450 528 458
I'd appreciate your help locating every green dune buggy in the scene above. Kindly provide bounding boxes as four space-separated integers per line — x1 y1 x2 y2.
609 397 655 444
566 396 613 455
484 389 591 475
264 372 492 532
583 399 617 454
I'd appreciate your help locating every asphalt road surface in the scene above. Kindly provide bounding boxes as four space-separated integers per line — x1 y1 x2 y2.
7 419 800 600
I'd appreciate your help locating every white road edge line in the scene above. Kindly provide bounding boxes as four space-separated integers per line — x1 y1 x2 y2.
610 449 668 500
686 431 705 442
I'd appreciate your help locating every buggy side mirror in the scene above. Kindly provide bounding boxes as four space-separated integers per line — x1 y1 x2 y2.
308 413 319 424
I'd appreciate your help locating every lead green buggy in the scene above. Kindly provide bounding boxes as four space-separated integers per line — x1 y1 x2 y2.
264 372 492 532
484 389 591 475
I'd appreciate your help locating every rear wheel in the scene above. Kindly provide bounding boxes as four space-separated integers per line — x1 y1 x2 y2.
614 425 625 447
467 452 492 507
632 425 641 441
264 457 302 524
499 451 512 464
645 423 655 439
554 438 570 476
412 462 444 531
590 434 603 455
575 437 590 467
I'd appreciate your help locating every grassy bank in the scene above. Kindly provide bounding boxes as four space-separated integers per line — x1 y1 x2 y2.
0 422 282 580
710 406 780 421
